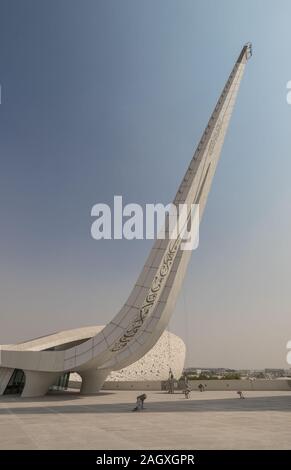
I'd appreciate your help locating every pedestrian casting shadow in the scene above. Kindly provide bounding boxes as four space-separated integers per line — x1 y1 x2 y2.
0 394 291 414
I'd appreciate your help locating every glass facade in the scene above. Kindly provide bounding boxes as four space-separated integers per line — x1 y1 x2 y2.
4 369 71 395
4 369 25 395
50 372 70 391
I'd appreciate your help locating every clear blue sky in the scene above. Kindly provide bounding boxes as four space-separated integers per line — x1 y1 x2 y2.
0 0 291 368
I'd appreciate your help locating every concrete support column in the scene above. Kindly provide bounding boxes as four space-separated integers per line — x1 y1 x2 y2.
22 371 60 398
79 368 110 394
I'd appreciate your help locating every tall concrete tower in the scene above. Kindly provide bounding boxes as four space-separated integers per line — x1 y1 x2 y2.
0 43 252 397
100 42 253 371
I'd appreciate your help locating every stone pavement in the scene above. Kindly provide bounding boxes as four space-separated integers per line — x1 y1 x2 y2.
0 390 290 449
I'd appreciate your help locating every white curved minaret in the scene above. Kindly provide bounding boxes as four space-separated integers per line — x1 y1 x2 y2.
0 43 252 397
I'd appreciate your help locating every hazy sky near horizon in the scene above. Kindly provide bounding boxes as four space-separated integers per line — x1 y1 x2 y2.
1 0 291 369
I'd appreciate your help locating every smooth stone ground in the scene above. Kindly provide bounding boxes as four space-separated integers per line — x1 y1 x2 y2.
0 390 290 449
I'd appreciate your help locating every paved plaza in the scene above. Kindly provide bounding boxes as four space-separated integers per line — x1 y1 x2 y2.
0 390 290 449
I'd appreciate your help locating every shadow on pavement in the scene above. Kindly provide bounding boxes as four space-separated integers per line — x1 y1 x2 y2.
0 394 291 414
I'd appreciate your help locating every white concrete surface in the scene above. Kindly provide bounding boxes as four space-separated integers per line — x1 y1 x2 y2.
0 389 290 450
0 44 252 397
70 329 185 384
0 327 185 396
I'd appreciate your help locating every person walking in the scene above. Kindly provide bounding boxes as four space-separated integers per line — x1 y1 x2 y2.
132 393 147 411
168 369 175 394
183 385 191 399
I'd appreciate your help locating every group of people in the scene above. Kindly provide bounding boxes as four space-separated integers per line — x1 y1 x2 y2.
131 371 246 410
164 370 193 399
167 372 208 399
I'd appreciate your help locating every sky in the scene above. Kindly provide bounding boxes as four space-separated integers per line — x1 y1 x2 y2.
0 0 291 369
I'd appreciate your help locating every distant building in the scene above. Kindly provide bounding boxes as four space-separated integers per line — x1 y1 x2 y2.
265 369 285 378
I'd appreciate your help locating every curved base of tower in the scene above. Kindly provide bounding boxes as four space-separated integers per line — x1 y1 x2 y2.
0 326 185 397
